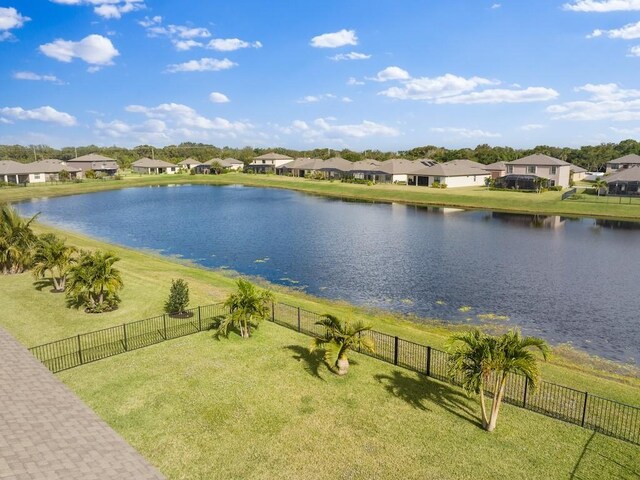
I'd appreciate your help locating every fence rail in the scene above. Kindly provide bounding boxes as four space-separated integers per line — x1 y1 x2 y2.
28 301 640 446
561 187 577 200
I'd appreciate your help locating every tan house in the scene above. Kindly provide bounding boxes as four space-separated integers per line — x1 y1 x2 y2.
408 159 490 187
219 158 244 171
606 167 640 196
484 161 507 179
606 154 640 173
66 153 119 176
131 158 178 174
504 154 571 188
0 160 30 184
278 157 323 177
0 159 81 184
248 152 293 173
570 164 587 182
178 158 202 171
318 157 353 179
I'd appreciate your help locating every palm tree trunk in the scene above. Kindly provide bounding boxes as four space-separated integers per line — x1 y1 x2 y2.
487 376 507 432
479 387 489 429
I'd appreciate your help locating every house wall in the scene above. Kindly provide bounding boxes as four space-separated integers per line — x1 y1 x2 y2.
28 172 46 183
438 174 490 187
506 164 570 187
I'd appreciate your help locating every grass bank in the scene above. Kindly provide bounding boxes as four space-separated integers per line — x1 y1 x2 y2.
2 172 640 220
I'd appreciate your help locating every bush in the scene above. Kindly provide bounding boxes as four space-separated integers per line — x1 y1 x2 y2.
164 278 190 315
85 169 96 179
189 169 196 175
114 174 123 180
550 186 563 191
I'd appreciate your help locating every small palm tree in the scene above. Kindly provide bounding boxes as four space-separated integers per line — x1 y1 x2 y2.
32 233 77 292
0 205 39 274
448 329 549 432
215 278 274 339
592 178 607 196
311 314 375 375
66 250 123 313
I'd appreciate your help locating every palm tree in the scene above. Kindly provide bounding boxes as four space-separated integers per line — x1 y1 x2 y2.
66 250 123 313
592 178 607 197
448 329 549 432
311 314 375 375
215 278 274 339
32 234 77 292
0 204 39 274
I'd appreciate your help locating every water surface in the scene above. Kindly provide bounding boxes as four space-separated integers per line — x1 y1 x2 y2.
16 184 640 364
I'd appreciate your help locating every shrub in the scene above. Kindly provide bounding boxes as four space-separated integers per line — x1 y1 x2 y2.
164 278 190 315
59 170 71 182
189 169 196 175
114 174 123 180
85 169 96 179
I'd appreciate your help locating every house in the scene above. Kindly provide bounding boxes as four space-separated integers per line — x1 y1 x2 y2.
0 159 82 184
606 166 640 196
278 157 322 177
219 158 244 171
378 158 432 184
570 164 588 182
178 158 203 172
131 157 178 175
318 157 353 179
0 160 30 184
503 154 571 188
408 159 490 187
605 154 640 173
65 153 119 176
248 152 293 173
484 161 507 179
349 159 386 181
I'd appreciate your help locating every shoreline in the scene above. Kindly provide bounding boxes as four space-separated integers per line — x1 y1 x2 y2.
2 172 640 221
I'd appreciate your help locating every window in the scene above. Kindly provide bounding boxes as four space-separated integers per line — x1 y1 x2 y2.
527 166 536 174
33 174 41 180
507 165 513 174
550 166 557 175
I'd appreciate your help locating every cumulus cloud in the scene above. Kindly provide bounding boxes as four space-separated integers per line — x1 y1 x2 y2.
588 20 640 39
282 118 398 142
310 29 357 48
547 83 640 120
296 93 337 104
139 16 212 50
13 71 63 83
0 7 30 41
629 45 640 55
50 0 145 19
347 77 364 86
520 124 545 130
564 0 640 11
207 38 262 51
431 127 501 138
209 92 230 103
165 57 237 73
375 68 557 104
491 3 502 8
39 34 119 67
0 106 76 126
329 51 371 61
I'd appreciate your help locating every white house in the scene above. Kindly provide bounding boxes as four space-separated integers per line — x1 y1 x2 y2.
219 158 244 171
503 154 571 188
131 158 178 175
606 154 640 173
66 153 119 176
0 159 82 184
248 152 293 172
408 159 490 187
178 158 202 171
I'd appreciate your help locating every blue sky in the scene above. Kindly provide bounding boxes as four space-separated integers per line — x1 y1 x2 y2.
1 0 640 150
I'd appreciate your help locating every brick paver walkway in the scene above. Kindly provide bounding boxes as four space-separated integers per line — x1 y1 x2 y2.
0 327 165 479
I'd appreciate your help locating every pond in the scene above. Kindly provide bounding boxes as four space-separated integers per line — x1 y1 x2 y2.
15 184 640 364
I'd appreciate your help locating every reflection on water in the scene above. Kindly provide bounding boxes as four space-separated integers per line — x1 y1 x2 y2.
14 184 640 364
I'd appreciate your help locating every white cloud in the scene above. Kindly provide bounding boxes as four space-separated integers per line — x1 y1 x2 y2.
165 57 237 73
371 66 411 82
629 45 640 56
39 34 119 66
0 7 30 41
588 20 640 39
329 51 371 61
207 38 262 51
379 73 497 100
520 124 545 130
347 77 364 86
564 0 640 12
431 127 501 138
435 86 559 104
0 106 76 126
310 29 357 48
124 102 250 135
342 97 353 103
13 71 63 83
547 83 640 120
139 16 215 50
174 40 203 51
296 93 337 104
283 118 399 141
491 3 502 8
51 0 145 19
209 92 230 103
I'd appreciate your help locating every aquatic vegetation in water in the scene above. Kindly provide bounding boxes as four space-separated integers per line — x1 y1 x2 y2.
279 277 300 284
477 313 509 321
435 300 446 306
458 306 472 312
401 298 414 305
254 257 270 263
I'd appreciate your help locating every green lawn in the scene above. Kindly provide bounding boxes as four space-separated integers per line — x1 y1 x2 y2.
2 172 640 220
57 324 640 480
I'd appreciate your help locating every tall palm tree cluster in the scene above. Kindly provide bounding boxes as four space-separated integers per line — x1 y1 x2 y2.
448 329 550 432
0 204 123 313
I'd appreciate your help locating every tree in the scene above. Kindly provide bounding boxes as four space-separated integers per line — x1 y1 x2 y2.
592 178 608 196
66 250 123 313
311 314 375 375
32 233 77 292
164 278 190 315
0 205 38 274
215 278 274 339
448 329 549 432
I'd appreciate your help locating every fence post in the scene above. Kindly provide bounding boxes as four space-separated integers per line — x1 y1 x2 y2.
163 314 167 339
297 307 301 332
271 302 275 322
77 334 83 365
123 323 128 351
394 336 399 365
523 377 528 408
198 306 202 331
426 346 431 377
581 392 589 427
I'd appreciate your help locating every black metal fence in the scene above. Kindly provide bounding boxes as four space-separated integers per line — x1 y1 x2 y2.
28 301 639 446
561 187 577 200
29 303 228 373
271 302 640 446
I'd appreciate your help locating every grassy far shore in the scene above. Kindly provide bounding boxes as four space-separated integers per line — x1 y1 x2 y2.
1 171 640 220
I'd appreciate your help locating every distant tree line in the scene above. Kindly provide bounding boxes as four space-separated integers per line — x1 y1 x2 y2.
2 139 640 172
